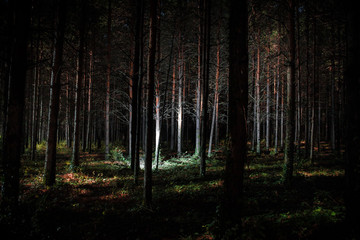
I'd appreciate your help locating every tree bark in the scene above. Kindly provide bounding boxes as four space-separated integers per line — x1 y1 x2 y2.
284 0 296 185
105 0 112 160
170 57 176 151
225 0 248 225
195 0 203 156
177 39 183 156
71 0 86 170
200 0 211 177
44 0 67 186
1 0 31 212
255 46 261 154
144 0 157 208
345 1 360 236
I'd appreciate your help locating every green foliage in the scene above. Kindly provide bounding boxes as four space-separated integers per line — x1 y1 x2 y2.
110 146 129 164
5 142 346 239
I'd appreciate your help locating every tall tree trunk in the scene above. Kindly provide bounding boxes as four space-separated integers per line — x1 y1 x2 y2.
200 0 211 177
131 0 143 173
225 0 248 225
71 0 86 170
280 58 285 149
44 0 67 186
134 3 144 184
144 0 157 207
284 0 296 185
105 0 112 160
30 45 40 162
266 46 270 151
251 52 256 151
255 46 261 154
171 57 176 151
310 14 317 164
212 17 221 151
330 22 336 152
195 0 203 156
305 2 310 158
296 4 301 153
86 49 93 153
177 38 183 156
344 1 360 236
1 0 31 212
274 38 280 153
155 9 161 169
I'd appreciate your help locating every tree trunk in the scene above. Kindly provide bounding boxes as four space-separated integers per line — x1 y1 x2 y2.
296 4 301 153
86 49 93 153
105 0 111 160
208 103 216 157
195 0 203 156
155 11 161 169
134 3 144 183
44 0 67 186
144 0 157 208
214 16 221 148
177 39 183 156
71 1 86 170
284 0 296 185
344 1 360 236
274 37 280 153
131 0 143 173
200 0 211 177
266 46 270 151
1 0 31 212
255 46 261 154
171 57 176 151
225 0 248 225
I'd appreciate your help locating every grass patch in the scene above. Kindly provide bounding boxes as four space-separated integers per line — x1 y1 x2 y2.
1 143 347 239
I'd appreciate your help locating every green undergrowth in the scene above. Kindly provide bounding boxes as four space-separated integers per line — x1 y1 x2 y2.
0 144 346 239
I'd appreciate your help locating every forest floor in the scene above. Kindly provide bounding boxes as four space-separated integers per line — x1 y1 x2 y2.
1 142 347 239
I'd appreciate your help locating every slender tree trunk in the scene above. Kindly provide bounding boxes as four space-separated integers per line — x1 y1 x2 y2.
134 3 144 184
296 4 301 153
208 103 216 157
177 39 183 156
105 0 112 160
284 0 296 185
144 0 157 208
195 0 203 156
200 0 211 177
155 11 161 168
44 0 67 186
266 46 270 151
171 57 176 151
71 1 86 170
86 50 93 153
31 41 40 162
310 14 317 164
330 22 336 152
280 59 285 149
275 40 280 153
214 17 221 147
131 0 143 173
251 52 256 151
255 46 261 154
305 4 310 158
